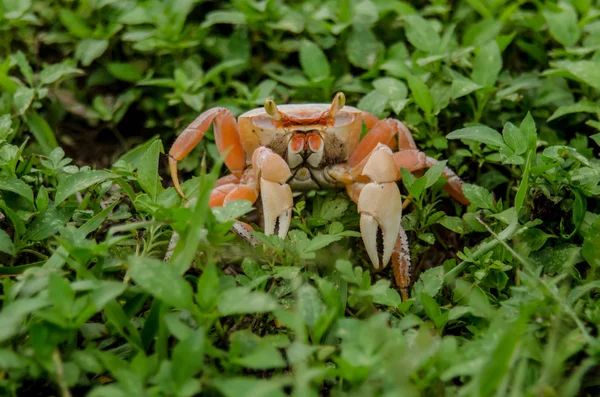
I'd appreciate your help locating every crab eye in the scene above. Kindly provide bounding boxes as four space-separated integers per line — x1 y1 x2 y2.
264 98 282 121
329 92 346 116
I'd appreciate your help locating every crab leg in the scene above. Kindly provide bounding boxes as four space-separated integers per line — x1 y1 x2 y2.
348 117 416 172
169 107 246 199
252 147 293 239
393 149 469 205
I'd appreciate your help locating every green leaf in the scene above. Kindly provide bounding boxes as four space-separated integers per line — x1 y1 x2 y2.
196 263 219 310
424 160 447 188
346 26 381 69
39 63 84 85
0 229 15 256
502 122 527 155
137 139 164 200
451 75 482 99
128 256 194 308
200 11 247 28
0 176 34 206
59 9 93 39
463 184 494 210
357 90 388 118
447 125 507 149
218 288 280 315
373 77 408 100
232 343 286 369
519 112 537 151
3 0 31 19
23 111 58 155
13 87 34 115
171 329 205 389
403 15 440 53
75 39 109 67
55 170 116 204
212 378 286 397
0 297 49 343
542 3 580 47
439 216 469 234
106 63 144 82
407 75 433 116
550 60 600 90
299 40 330 81
23 206 75 241
548 100 600 122
471 41 502 87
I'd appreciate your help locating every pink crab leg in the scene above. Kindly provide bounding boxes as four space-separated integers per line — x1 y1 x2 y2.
252 147 293 238
393 149 469 205
348 117 415 167
169 107 246 199
208 172 261 246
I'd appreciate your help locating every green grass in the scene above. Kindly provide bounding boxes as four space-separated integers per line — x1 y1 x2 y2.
1 0 600 396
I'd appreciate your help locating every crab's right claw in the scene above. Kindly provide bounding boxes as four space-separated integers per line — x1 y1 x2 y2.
358 182 403 269
357 145 403 269
260 179 292 238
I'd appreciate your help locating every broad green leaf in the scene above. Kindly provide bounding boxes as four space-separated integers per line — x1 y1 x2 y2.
106 62 144 82
23 111 58 155
447 126 507 149
0 229 15 256
403 15 440 53
3 0 31 19
542 3 580 47
299 40 330 81
218 288 280 315
13 87 34 115
346 26 381 69
502 122 527 155
59 9 93 38
171 329 205 389
128 256 194 308
439 216 469 234
0 176 34 206
407 75 434 116
463 184 494 210
212 378 286 397
137 139 164 200
55 170 116 204
357 90 388 117
196 263 219 310
548 100 600 122
550 60 600 90
451 75 482 99
373 77 407 100
200 11 247 28
424 161 447 188
471 41 502 87
23 206 75 241
39 63 84 85
0 297 49 343
75 39 109 67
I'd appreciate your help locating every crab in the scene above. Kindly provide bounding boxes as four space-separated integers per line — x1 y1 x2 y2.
168 92 469 299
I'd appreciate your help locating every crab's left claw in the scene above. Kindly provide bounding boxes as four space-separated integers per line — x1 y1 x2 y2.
357 145 403 269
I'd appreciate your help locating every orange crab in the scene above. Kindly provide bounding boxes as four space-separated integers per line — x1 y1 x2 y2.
169 93 469 299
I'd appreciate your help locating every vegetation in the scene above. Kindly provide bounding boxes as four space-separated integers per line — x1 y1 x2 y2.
1 0 600 395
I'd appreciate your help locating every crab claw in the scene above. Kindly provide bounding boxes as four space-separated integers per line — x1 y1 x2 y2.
358 182 403 269
260 178 293 238
357 144 403 269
